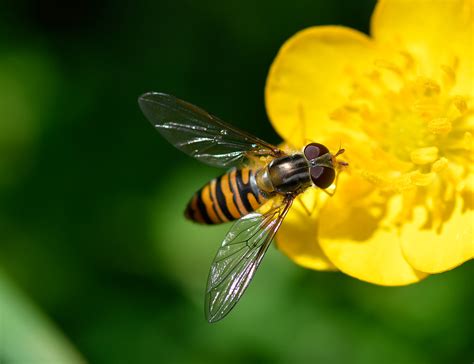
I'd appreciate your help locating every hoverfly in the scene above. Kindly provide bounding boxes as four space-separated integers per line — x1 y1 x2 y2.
138 92 346 323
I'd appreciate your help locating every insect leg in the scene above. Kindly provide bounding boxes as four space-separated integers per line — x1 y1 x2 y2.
295 190 321 217
296 195 312 216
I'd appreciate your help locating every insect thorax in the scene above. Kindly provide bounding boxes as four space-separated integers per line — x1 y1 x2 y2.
255 154 311 194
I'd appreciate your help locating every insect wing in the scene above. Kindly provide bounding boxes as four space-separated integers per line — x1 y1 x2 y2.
138 92 281 168
205 196 294 323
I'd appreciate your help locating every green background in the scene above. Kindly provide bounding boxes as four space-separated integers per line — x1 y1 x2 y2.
0 0 472 363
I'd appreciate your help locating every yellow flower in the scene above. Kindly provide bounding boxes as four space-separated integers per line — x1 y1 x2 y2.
265 0 473 285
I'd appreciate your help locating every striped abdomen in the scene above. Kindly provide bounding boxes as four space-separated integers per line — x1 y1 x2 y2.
185 167 268 224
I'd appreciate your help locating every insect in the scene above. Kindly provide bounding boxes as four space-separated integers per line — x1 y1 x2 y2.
138 92 347 323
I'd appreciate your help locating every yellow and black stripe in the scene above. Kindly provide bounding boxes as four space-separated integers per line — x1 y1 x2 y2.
185 167 268 224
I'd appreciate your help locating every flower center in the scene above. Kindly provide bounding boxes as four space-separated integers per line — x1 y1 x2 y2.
330 52 472 232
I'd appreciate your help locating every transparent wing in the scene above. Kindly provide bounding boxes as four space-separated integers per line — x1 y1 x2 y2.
205 196 294 323
138 92 282 168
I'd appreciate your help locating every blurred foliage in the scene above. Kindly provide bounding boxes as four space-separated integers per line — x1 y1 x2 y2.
0 0 472 363
0 270 83 363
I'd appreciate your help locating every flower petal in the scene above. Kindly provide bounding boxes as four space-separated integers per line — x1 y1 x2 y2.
400 195 474 274
276 188 337 271
372 0 474 95
318 175 428 285
265 26 378 148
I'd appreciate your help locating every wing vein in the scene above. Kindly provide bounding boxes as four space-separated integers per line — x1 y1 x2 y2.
138 92 283 168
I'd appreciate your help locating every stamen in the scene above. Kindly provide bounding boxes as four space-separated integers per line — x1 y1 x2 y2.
374 59 403 78
334 50 468 234
410 171 435 186
398 51 415 71
410 147 439 165
428 117 452 135
431 157 449 173
452 96 468 114
418 78 440 97
441 65 456 90
329 107 349 122
359 170 388 189
391 173 416 192
411 101 441 117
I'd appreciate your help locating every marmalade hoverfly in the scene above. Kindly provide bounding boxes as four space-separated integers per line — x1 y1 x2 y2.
138 92 346 323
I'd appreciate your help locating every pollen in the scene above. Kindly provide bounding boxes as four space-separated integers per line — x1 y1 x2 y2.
265 0 473 284
431 157 449 173
428 118 452 135
453 96 468 114
338 50 473 232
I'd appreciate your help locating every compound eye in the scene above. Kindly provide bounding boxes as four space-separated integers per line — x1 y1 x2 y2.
304 143 330 160
310 166 335 189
